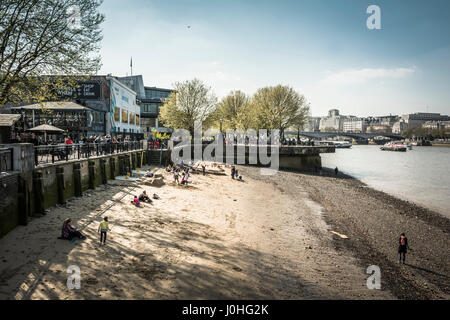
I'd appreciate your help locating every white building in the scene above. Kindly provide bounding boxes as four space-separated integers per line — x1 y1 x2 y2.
343 117 367 133
319 109 348 131
108 77 141 136
303 117 321 132
422 120 450 130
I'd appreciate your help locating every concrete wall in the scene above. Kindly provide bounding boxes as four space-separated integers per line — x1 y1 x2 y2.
170 144 332 172
0 149 146 239
0 173 19 238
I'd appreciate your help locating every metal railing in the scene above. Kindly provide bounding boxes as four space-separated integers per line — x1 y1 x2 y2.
0 147 13 172
34 141 143 166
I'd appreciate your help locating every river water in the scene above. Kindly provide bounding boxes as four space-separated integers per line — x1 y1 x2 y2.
321 145 450 218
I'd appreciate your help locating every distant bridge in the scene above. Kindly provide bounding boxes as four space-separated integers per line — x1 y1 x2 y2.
285 131 403 140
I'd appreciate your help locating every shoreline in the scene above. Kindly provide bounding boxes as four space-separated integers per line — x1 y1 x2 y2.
239 166 450 299
0 165 448 300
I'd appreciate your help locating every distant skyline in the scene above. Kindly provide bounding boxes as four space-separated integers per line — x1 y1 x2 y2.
98 0 450 117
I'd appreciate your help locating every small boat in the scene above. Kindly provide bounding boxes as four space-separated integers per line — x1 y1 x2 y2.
380 143 407 152
319 140 352 148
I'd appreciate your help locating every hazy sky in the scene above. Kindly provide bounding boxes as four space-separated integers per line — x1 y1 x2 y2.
98 0 450 117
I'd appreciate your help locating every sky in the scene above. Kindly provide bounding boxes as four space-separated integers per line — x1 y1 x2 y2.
98 0 450 117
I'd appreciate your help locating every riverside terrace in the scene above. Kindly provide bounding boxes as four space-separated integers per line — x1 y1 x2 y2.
171 144 336 172
0 141 151 239
34 141 142 166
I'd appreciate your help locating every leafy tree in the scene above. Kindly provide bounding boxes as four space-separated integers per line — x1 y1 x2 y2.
252 85 310 138
0 0 104 106
211 90 254 131
159 79 217 137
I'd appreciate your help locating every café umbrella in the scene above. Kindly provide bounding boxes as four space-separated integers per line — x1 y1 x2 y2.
27 124 65 142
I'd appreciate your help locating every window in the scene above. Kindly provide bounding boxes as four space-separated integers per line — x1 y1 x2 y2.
114 108 120 122
130 112 135 125
136 115 140 126
122 109 128 123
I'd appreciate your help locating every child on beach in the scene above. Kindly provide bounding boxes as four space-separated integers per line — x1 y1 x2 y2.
131 196 141 207
98 217 110 245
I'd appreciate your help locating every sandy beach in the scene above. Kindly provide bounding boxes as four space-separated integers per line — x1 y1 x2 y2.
0 165 448 300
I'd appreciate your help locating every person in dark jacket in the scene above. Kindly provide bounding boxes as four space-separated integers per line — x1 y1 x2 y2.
398 233 410 264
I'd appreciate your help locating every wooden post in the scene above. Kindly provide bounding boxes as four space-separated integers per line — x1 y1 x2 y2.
56 166 65 205
73 163 82 197
33 170 45 215
88 160 95 190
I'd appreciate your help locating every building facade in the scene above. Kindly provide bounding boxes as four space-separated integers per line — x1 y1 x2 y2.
109 77 141 136
393 112 450 133
115 75 173 137
319 109 348 131
303 117 321 132
343 117 367 133
141 86 172 133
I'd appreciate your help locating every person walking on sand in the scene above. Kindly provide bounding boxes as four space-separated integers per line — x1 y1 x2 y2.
231 166 236 179
98 217 110 245
398 233 410 264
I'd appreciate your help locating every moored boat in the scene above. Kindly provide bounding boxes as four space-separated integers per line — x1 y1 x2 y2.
380 142 407 152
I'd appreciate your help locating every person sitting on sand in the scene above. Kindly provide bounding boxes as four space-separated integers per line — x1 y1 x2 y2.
146 170 153 178
139 191 152 203
174 170 179 184
231 166 236 179
61 218 86 241
398 233 410 264
98 217 111 245
166 164 172 172
131 196 141 207
181 173 189 185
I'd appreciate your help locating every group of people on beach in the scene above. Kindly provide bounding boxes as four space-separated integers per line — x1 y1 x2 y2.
131 190 154 207
166 163 193 186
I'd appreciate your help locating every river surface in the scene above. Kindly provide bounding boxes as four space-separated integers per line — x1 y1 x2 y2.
321 145 450 218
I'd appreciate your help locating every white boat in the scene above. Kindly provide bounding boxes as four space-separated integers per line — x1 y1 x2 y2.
380 142 407 152
319 140 352 148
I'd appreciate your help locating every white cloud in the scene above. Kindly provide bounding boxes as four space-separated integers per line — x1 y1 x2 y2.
320 67 416 86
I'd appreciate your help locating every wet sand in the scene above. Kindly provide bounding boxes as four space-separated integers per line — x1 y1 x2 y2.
240 166 450 300
0 165 447 299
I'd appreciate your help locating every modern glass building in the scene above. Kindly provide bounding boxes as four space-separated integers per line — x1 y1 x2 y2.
140 86 172 133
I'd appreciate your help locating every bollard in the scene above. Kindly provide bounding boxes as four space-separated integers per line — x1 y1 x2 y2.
88 160 95 190
100 158 107 185
131 153 136 170
73 163 82 197
33 170 45 215
18 176 29 226
56 166 66 205
118 155 125 176
110 157 116 180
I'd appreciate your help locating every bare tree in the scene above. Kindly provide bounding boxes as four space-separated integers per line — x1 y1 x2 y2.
0 0 104 106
